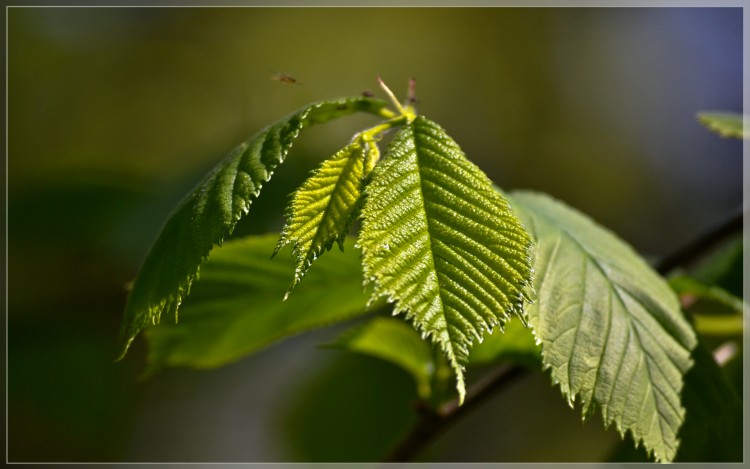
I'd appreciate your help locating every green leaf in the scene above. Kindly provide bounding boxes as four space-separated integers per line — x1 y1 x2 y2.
275 140 378 295
118 97 390 358
668 237 744 339
669 274 746 318
326 317 434 399
358 116 534 404
468 319 541 369
696 111 747 139
144 233 370 373
690 234 743 298
509 190 698 462
690 313 743 338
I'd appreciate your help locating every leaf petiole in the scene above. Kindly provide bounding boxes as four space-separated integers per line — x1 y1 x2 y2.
352 114 411 166
377 76 417 123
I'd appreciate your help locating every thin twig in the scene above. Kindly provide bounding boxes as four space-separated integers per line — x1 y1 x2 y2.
655 206 743 275
381 205 744 462
382 365 528 462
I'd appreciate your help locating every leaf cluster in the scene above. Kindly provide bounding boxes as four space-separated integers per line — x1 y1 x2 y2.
118 83 741 462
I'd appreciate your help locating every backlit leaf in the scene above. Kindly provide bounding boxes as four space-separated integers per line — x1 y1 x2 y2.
144 234 370 373
275 140 379 295
358 116 534 403
509 190 698 462
118 97 390 358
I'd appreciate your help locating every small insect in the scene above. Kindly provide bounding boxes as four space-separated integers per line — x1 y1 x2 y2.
271 72 301 85
361 90 374 98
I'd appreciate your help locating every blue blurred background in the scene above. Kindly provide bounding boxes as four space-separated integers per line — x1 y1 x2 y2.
8 7 742 462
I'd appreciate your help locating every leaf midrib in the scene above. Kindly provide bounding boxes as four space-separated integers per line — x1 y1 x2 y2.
307 147 361 258
410 123 461 364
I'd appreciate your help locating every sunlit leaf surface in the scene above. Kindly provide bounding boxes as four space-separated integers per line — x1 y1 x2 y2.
275 140 378 295
358 116 534 403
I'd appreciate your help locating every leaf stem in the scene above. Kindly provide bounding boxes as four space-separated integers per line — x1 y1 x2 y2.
352 113 412 167
377 76 417 122
359 117 407 143
378 76 407 114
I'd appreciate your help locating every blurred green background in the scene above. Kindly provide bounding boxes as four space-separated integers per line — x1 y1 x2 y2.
8 7 742 462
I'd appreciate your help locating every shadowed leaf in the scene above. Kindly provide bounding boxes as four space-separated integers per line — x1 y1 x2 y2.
144 234 370 373
510 190 698 462
118 98 389 358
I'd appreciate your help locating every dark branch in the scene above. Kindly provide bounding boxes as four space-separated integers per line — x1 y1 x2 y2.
655 206 743 275
382 364 528 462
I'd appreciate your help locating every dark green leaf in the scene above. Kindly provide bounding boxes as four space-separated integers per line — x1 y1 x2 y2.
673 343 742 461
144 234 370 373
691 235 743 298
118 97 390 358
509 190 697 462
358 116 534 403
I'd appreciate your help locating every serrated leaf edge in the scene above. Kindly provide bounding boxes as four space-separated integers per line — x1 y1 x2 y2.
358 117 535 403
118 98 390 359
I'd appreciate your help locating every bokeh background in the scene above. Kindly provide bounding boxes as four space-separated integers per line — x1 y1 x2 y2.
8 6 743 462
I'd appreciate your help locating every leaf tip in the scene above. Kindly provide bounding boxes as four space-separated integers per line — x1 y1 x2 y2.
271 236 287 259
114 340 132 363
456 375 466 406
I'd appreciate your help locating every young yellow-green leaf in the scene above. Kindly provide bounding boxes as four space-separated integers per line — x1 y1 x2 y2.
145 234 370 373
509 190 698 462
358 116 534 404
326 317 434 399
275 140 379 295
118 97 390 359
696 111 747 139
